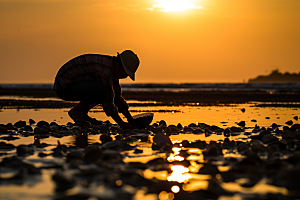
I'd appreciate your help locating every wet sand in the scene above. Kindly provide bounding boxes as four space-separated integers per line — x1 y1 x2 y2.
0 88 300 200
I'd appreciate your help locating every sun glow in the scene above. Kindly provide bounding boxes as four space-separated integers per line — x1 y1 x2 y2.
153 0 203 12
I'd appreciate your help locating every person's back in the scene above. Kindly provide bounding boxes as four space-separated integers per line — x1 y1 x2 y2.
53 54 113 92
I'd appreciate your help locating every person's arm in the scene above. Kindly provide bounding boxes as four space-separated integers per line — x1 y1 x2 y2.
120 109 134 123
111 112 136 129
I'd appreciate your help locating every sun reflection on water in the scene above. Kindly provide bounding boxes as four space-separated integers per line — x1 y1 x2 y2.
167 147 184 162
167 147 190 183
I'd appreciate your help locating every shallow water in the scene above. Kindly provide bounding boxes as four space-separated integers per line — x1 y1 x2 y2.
1 102 298 128
0 103 299 200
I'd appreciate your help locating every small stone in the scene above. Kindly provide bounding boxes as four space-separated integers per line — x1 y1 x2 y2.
261 134 279 144
52 171 76 191
203 142 223 157
165 127 172 136
282 130 294 139
24 125 33 132
230 126 242 132
285 120 293 126
34 127 49 134
29 119 36 125
16 144 34 156
159 120 167 127
100 134 113 144
177 123 183 129
237 121 246 127
134 148 143 154
14 120 26 128
36 120 50 129
198 162 220 176
0 127 8 133
153 132 172 147
0 141 15 149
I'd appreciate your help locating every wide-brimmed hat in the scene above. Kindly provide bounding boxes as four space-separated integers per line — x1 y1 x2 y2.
117 50 140 81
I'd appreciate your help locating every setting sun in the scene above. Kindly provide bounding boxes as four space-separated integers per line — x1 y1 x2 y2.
153 0 203 12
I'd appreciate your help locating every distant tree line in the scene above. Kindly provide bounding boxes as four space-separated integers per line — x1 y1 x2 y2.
248 69 300 83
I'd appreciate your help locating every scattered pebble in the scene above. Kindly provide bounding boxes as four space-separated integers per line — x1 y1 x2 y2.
0 119 300 200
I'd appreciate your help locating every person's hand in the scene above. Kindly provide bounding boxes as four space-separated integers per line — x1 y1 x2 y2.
120 122 137 129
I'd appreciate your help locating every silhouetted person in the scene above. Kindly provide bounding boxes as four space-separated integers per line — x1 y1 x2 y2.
53 50 139 128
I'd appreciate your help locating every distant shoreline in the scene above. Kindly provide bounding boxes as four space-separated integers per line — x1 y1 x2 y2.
0 88 300 109
248 69 300 83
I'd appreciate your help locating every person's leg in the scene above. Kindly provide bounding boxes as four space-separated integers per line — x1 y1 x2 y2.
56 81 108 125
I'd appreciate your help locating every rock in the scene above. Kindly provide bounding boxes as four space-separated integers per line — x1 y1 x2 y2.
294 116 298 121
102 140 135 151
0 156 40 174
192 129 204 134
14 120 26 128
181 140 190 147
0 141 15 149
224 128 231 137
261 134 279 144
16 144 34 156
184 126 194 132
295 130 300 139
159 120 167 127
33 137 42 148
24 125 33 132
237 142 251 154
271 123 278 129
34 127 49 134
268 141 287 152
153 132 172 147
241 108 245 113
177 123 183 129
83 144 102 164
0 135 20 141
188 123 197 127
29 119 36 125
134 148 143 154
50 124 60 131
66 151 83 163
222 138 236 149
190 140 207 149
203 142 223 157
285 120 293 126
5 123 16 130
291 124 300 131
282 130 294 139
36 120 50 129
230 126 242 132
198 162 220 176
165 127 172 136
237 121 246 127
52 171 76 191
100 134 113 144
0 126 8 133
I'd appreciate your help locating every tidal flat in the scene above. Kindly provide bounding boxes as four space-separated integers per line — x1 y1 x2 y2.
0 88 300 200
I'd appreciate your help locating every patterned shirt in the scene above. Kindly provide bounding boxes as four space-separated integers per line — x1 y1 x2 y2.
53 54 129 116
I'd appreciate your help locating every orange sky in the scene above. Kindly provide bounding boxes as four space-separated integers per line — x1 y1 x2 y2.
0 0 299 83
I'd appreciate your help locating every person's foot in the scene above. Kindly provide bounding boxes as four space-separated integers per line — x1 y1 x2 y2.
68 108 91 127
83 115 103 125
